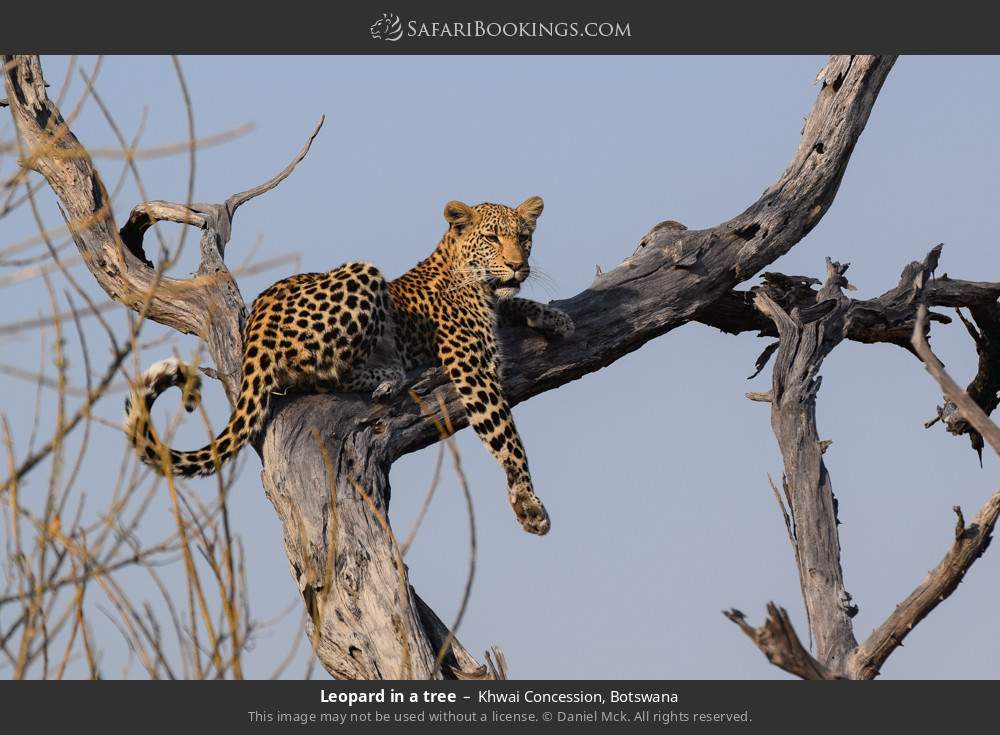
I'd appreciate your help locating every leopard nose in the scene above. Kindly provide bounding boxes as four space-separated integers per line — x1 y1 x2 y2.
506 262 529 280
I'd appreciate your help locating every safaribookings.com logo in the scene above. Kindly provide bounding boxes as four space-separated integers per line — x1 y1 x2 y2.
370 13 404 41
369 13 631 42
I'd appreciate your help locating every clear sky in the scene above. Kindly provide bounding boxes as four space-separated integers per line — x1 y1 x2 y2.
2 55 999 679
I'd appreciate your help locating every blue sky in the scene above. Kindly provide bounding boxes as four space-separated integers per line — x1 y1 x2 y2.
2 55 999 679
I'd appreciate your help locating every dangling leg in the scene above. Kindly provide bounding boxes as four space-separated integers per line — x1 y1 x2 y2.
435 325 550 535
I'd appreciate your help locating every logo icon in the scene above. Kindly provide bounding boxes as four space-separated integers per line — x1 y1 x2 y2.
370 13 403 42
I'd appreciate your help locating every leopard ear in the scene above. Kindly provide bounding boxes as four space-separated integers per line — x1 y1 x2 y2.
516 196 544 227
443 200 475 229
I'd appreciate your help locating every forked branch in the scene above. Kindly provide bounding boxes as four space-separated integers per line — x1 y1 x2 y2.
846 303 1000 678
729 248 1000 679
724 604 839 680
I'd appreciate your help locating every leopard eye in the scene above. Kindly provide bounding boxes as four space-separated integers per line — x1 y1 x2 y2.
483 232 499 244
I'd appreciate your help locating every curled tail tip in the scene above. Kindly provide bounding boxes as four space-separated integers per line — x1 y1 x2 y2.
145 357 202 404
125 358 202 417
123 358 206 473
146 356 185 380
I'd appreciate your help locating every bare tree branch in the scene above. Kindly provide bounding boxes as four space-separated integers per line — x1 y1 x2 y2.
845 303 1000 678
724 604 839 680
696 267 1000 354
376 55 898 461
748 259 859 672
225 116 324 216
912 305 1000 456
848 494 1000 679
931 302 1000 461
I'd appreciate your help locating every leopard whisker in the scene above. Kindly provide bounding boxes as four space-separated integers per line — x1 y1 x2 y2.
525 269 558 298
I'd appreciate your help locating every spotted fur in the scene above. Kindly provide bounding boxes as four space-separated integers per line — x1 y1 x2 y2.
124 196 573 534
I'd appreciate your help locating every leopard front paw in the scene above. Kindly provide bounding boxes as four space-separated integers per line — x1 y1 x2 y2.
531 307 574 339
509 480 551 535
371 380 399 402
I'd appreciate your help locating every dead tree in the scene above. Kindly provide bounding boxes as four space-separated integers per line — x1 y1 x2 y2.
722 249 1000 679
6 53 998 679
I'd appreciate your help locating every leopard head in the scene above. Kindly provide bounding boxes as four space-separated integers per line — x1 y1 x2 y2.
443 196 544 300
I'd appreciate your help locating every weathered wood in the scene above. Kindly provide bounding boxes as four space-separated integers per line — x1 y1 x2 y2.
846 302 1000 679
6 54 899 679
697 264 1000 353
934 301 1000 460
752 259 859 673
910 302 1000 463
698 260 1000 459
724 604 839 680
849 494 1000 679
4 60 241 347
728 250 1000 679
378 55 898 461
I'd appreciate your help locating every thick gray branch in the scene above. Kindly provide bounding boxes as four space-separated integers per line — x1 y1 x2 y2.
375 55 896 460
750 260 859 673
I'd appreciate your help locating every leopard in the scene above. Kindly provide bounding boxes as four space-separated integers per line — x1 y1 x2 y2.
124 196 574 535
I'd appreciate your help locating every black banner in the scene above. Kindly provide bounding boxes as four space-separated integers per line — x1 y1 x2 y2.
2 0 1000 53
2 680 998 731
